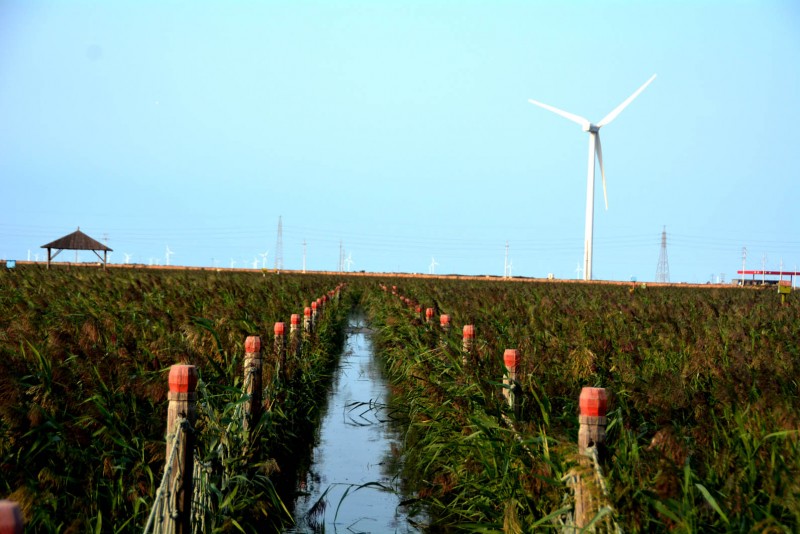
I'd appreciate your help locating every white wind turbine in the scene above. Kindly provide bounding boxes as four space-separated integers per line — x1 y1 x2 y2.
260 251 269 269
124 253 132 264
345 253 354 272
529 74 656 281
429 257 439 275
165 245 174 266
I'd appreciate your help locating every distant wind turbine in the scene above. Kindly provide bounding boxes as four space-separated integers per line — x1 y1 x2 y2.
165 245 174 266
252 257 259 269
260 251 269 269
429 257 439 275
345 253 354 272
230 259 236 269
529 74 656 281
124 253 132 264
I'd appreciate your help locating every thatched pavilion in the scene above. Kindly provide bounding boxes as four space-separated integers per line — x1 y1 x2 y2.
41 227 112 269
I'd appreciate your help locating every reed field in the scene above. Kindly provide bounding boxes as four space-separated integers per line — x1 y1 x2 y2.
2 266 799 532
362 278 800 532
0 265 348 532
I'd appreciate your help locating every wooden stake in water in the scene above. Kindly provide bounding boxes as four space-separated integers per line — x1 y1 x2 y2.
0 500 23 534
243 336 262 432
167 364 197 534
574 387 608 529
503 349 521 415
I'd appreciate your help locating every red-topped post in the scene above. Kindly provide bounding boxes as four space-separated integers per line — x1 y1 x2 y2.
167 364 197 534
425 308 434 324
462 325 475 354
304 306 313 335
290 314 302 360
578 387 607 452
0 501 23 534
462 325 475 364
574 387 609 528
440 314 450 334
275 322 287 382
311 301 319 331
243 336 262 432
503 349 521 414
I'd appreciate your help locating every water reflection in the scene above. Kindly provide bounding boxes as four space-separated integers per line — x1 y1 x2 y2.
285 316 422 533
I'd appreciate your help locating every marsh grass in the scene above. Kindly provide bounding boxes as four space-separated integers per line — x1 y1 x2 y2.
363 277 800 532
0 266 349 531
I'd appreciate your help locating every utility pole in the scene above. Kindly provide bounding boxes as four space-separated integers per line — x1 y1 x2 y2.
274 216 283 271
504 241 509 279
741 247 747 286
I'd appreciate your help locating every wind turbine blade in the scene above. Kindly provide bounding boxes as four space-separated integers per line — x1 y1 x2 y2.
528 99 590 129
595 133 608 210
597 74 656 127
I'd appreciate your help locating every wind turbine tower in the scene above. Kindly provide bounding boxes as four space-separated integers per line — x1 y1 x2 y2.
274 216 283 271
655 226 670 283
165 246 174 267
529 74 656 281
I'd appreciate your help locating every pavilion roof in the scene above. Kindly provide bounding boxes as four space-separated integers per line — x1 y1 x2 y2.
41 228 112 252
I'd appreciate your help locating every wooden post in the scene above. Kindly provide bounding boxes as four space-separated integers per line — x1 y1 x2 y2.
0 501 23 534
274 322 287 382
311 301 319 332
290 314 302 360
303 306 313 336
425 308 434 324
462 325 475 364
243 336 262 432
503 349 521 415
167 364 197 534
574 387 608 529
440 314 450 334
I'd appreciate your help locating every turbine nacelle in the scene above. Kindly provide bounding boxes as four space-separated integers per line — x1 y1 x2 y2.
584 124 600 134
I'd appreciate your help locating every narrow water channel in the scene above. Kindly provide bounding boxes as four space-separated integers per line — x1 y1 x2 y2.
285 315 422 534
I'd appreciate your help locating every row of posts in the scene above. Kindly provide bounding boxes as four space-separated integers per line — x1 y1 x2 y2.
385 284 609 528
1 284 344 533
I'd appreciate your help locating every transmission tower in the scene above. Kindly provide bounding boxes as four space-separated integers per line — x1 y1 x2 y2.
274 216 283 271
655 226 670 283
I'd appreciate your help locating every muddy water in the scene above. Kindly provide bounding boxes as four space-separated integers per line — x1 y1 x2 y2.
285 316 422 533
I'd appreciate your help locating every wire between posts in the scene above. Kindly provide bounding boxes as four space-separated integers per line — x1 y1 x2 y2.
559 445 623 534
143 417 190 534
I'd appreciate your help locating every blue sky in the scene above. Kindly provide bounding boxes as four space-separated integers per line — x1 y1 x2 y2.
1 1 798 282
